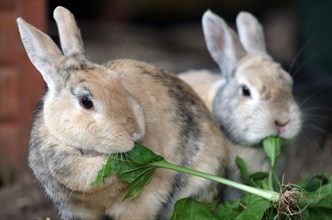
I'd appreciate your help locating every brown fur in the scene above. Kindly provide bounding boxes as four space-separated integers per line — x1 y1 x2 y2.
18 6 227 219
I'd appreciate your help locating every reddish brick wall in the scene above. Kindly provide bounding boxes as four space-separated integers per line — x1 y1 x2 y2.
0 0 46 180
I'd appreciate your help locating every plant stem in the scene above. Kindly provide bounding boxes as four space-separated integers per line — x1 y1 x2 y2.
268 169 274 191
151 160 280 203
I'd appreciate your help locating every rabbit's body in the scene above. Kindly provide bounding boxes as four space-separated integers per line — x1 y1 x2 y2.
180 11 302 200
179 70 221 111
21 7 227 220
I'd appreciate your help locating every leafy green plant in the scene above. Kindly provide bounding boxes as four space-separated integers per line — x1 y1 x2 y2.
91 138 332 219
91 144 163 200
91 143 279 202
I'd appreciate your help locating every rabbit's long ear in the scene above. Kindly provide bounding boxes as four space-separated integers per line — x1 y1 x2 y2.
53 6 86 59
236 12 267 55
202 10 246 76
17 18 64 92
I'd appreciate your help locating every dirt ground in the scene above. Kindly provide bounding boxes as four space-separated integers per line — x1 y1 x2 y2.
1 170 58 220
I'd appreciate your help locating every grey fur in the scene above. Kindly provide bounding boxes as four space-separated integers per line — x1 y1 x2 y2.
20 6 227 220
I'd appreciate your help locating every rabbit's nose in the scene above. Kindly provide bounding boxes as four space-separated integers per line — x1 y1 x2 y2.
132 131 144 142
274 119 289 128
274 119 290 136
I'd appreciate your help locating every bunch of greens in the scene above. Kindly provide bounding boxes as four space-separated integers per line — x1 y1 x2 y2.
91 137 332 219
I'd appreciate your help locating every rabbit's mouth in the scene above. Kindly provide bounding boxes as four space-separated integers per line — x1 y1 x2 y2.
96 138 135 155
227 128 296 146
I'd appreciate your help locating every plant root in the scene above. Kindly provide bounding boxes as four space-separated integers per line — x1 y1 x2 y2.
275 183 306 219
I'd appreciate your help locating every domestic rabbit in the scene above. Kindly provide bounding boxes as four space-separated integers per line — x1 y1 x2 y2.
17 6 227 219
180 10 303 200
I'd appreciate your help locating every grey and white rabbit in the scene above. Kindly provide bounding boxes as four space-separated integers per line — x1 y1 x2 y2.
180 10 303 200
17 7 227 219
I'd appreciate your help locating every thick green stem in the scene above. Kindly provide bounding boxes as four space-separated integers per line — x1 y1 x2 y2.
151 160 280 203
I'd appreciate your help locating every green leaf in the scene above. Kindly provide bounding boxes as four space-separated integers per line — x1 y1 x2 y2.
124 167 155 200
127 143 164 164
172 194 274 220
250 172 269 188
262 136 281 168
262 136 282 191
216 199 242 220
90 143 165 200
302 185 332 220
302 208 332 220
235 194 272 220
236 157 269 188
299 173 330 192
302 182 332 209
171 196 271 220
235 156 251 184
171 197 220 220
250 172 269 181
91 156 115 188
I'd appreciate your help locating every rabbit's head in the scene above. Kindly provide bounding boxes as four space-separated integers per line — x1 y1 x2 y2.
17 7 145 154
202 10 302 145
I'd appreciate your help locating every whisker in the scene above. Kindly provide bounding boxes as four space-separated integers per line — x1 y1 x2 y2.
120 26 136 59
304 114 330 125
302 106 332 112
120 152 125 168
107 152 112 160
124 151 130 159
288 34 318 74
296 110 331 147
301 131 330 150
299 83 332 107
303 118 332 125
82 164 98 208
305 122 330 135
111 153 118 171
129 47 145 60
296 129 326 150
292 52 321 81
64 168 87 207
303 112 332 119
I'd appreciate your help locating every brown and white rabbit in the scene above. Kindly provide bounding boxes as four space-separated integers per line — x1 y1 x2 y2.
180 10 303 200
17 6 227 220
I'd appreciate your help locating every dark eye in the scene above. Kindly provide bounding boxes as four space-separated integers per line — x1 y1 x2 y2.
241 85 251 97
80 96 94 110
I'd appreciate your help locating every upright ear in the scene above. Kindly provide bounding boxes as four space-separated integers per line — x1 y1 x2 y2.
17 18 64 92
236 12 267 55
53 6 87 59
202 10 246 76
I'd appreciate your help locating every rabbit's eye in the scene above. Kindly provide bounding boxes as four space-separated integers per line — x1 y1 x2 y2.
241 85 251 97
80 96 94 110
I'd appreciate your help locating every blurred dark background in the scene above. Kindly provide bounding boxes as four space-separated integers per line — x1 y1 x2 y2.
1 0 331 219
